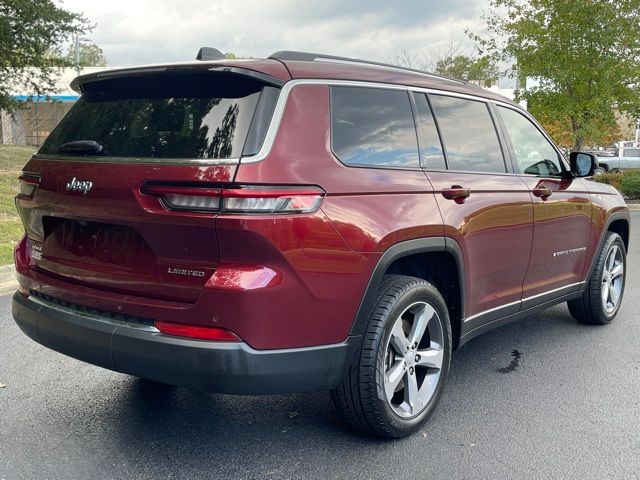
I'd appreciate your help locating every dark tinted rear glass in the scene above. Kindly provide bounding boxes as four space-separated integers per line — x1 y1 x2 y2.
331 86 419 168
429 95 505 173
39 71 264 159
412 92 446 170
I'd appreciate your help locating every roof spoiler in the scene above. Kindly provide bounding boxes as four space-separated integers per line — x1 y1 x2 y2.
196 47 226 61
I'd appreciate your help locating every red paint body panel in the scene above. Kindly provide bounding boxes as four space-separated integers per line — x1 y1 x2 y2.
428 172 533 317
518 176 592 297
16 159 233 302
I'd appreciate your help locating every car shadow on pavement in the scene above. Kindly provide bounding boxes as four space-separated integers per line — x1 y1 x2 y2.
106 307 576 430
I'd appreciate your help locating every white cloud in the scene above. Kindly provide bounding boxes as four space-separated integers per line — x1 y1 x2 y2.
59 0 490 66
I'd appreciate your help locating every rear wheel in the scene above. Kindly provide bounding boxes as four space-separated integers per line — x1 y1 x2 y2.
332 275 452 438
568 232 626 324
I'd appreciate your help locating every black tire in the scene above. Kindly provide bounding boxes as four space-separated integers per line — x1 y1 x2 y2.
568 232 626 324
331 274 452 438
593 166 607 176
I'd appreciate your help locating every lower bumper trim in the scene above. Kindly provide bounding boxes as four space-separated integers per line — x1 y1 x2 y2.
12 292 357 395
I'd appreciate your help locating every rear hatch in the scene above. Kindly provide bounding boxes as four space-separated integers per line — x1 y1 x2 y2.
15 65 284 303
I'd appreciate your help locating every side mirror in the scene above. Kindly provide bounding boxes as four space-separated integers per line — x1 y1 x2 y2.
569 152 597 177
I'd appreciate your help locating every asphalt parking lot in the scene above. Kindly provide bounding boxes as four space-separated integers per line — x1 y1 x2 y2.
1 211 639 480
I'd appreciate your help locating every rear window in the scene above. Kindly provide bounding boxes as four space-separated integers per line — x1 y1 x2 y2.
39 71 267 160
331 86 419 168
623 148 640 157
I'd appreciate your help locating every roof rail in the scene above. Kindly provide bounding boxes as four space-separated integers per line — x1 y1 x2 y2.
268 50 467 85
196 47 226 61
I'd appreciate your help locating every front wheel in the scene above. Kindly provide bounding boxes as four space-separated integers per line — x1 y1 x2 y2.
332 275 452 438
568 232 626 324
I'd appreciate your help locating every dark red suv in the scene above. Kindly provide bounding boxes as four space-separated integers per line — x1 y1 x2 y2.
12 48 630 437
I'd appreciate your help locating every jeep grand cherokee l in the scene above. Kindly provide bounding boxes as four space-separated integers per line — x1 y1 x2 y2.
12 48 630 438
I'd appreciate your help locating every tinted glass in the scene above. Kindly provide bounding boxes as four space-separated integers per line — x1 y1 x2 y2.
331 86 419 168
40 72 263 159
429 95 505 173
412 92 446 170
497 106 562 176
623 148 640 157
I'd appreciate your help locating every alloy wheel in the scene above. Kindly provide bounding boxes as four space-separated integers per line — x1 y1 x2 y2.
383 301 444 418
601 244 624 314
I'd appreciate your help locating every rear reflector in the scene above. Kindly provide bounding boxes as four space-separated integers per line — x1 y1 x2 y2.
154 321 241 341
141 184 324 214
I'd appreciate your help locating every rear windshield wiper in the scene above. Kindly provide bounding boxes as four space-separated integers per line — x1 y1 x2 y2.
57 140 104 156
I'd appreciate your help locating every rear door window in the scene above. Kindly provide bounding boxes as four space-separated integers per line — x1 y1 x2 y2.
411 92 446 170
331 86 419 168
429 94 506 173
39 71 267 160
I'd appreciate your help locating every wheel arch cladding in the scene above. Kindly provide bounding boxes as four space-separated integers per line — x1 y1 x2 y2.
349 237 465 349
585 211 630 282
608 218 629 251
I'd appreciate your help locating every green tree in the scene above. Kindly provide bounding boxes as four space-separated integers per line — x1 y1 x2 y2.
473 0 640 151
434 55 498 86
65 43 107 67
0 0 89 113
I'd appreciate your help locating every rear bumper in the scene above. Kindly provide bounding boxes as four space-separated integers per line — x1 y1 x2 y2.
12 292 357 394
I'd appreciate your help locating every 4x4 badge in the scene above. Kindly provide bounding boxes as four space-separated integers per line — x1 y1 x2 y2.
66 177 93 195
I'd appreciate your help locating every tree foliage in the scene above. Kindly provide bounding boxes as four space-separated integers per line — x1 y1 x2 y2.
473 0 640 150
434 55 498 86
65 43 107 67
0 0 89 113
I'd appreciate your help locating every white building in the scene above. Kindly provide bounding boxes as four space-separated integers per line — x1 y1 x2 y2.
0 67 113 146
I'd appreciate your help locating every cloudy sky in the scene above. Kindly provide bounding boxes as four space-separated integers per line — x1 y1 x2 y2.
60 0 490 67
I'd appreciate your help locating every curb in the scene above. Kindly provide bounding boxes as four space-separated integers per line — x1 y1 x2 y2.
627 204 640 210
0 264 17 296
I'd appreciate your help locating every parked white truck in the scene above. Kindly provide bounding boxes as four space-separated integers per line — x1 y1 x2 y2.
595 143 640 174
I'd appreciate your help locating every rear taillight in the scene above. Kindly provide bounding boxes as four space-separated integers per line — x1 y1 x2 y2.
220 186 324 213
154 321 241 341
141 185 221 212
18 173 40 198
141 184 324 214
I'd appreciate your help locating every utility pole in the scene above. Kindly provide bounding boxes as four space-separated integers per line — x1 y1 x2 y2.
74 35 91 76
635 118 639 146
74 35 80 76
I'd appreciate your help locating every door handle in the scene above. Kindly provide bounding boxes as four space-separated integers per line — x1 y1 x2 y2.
532 187 552 199
441 185 471 203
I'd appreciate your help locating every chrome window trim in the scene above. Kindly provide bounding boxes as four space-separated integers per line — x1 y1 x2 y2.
243 79 514 165
464 281 585 323
415 87 495 104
